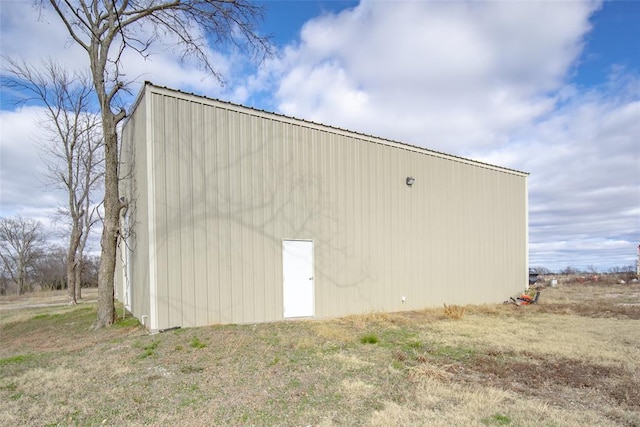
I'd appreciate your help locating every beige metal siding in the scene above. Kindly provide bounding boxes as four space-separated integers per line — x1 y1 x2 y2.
119 90 151 326
136 84 527 329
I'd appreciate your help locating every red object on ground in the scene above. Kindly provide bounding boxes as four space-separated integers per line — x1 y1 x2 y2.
517 294 533 305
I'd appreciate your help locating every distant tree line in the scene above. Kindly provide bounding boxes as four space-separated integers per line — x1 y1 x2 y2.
0 216 99 296
531 265 637 283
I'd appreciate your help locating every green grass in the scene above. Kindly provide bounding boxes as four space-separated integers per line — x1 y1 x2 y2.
360 334 379 344
429 344 477 361
0 354 43 379
32 313 64 320
0 354 36 367
0 382 23 401
377 327 420 348
482 413 512 425
1 305 95 337
137 340 160 359
114 316 141 328
189 336 206 349
406 340 423 349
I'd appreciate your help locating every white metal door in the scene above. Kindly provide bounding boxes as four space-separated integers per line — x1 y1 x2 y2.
283 240 314 318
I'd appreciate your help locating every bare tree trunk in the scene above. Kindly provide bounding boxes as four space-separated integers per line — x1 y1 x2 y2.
17 267 25 295
66 258 76 304
75 260 82 300
67 225 81 305
94 122 119 328
18 260 29 294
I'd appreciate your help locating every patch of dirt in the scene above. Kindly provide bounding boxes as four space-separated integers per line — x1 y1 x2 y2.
440 350 640 410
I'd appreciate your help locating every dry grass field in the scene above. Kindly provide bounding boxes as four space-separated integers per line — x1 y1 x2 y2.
1 280 639 426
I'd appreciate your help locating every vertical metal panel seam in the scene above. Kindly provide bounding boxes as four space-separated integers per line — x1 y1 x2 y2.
525 177 529 289
190 101 197 324
145 86 158 330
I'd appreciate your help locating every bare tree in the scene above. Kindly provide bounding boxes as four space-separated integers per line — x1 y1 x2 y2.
0 262 11 296
0 217 45 295
33 245 68 291
42 0 271 327
585 265 599 275
81 254 100 288
561 266 579 275
530 266 551 275
3 59 104 305
607 265 636 282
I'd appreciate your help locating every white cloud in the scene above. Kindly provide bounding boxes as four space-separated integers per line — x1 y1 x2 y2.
0 106 102 251
270 0 600 153
0 3 88 75
478 72 640 271
0 107 59 213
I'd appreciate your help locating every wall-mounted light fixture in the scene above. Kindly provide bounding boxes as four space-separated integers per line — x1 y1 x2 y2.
406 177 415 186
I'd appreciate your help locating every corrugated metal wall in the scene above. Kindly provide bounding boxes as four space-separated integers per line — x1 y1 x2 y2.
118 91 151 326
121 83 527 330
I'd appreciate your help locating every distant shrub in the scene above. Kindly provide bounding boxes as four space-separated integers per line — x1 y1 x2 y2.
443 304 465 320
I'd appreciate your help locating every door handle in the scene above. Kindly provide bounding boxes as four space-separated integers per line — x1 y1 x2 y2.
309 277 313 280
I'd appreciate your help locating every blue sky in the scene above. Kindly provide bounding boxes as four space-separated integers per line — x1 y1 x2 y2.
574 1 639 86
258 1 359 45
0 0 639 272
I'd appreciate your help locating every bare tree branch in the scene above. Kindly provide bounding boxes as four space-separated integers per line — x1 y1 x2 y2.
0 217 46 295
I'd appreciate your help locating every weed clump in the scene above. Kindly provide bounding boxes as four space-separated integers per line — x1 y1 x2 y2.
444 304 465 320
190 337 206 349
481 413 512 425
137 340 159 359
360 334 378 344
